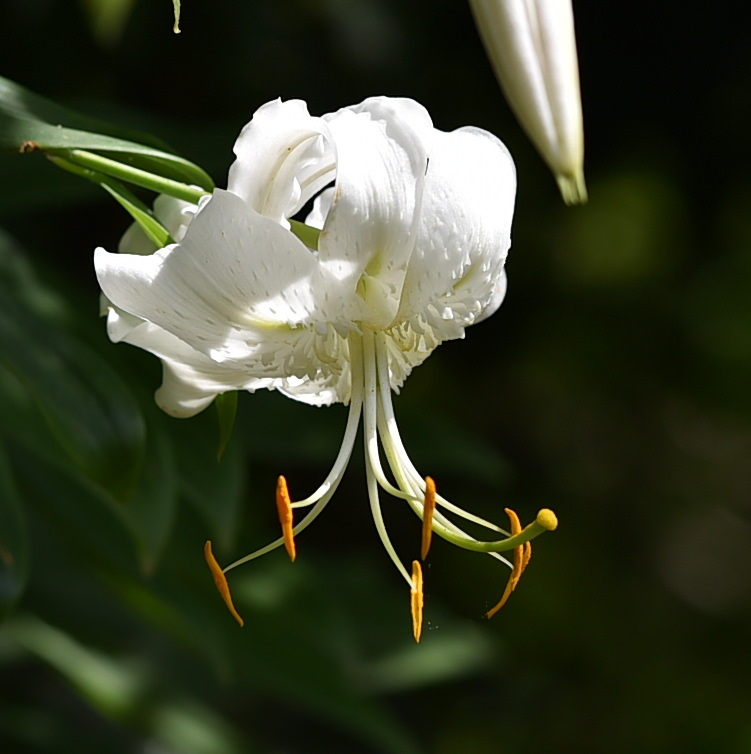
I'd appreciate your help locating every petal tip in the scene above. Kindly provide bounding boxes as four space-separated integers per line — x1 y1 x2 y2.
557 172 588 205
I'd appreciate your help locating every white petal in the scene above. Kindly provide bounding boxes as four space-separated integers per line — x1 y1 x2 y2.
474 269 507 324
227 99 336 225
278 371 350 407
317 99 431 327
399 125 516 333
96 189 323 366
468 0 586 203
305 187 334 230
103 304 275 417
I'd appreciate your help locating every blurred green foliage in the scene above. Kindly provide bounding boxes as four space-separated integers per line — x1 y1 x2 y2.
0 1 750 753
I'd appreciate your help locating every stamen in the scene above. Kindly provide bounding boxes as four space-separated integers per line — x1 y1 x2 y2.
204 540 245 627
523 540 532 572
411 560 424 643
485 508 529 619
421 476 437 560
276 475 296 562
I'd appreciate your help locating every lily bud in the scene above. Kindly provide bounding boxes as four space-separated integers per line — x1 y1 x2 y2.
468 0 587 204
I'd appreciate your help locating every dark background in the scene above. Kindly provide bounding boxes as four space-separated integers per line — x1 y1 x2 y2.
0 1 750 752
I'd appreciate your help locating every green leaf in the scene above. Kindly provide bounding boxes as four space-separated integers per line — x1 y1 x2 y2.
214 391 238 461
0 442 29 616
176 408 244 550
118 417 179 574
0 345 163 579
0 295 146 501
0 75 165 146
98 179 173 248
0 75 214 191
49 154 172 247
290 219 321 250
0 238 146 501
12 450 139 575
50 149 208 204
173 0 182 33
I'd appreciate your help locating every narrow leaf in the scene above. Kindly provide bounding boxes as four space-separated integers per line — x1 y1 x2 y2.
0 75 214 190
49 154 172 247
215 391 238 461
177 407 244 549
118 416 179 574
0 240 146 501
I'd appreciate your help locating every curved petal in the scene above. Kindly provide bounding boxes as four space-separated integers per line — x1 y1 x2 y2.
227 99 336 225
474 269 508 324
399 125 516 334
305 187 334 230
380 320 442 391
317 98 431 328
278 370 351 407
103 305 275 417
96 189 325 366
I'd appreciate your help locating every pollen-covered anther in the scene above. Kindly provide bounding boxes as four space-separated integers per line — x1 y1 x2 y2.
485 507 528 620
204 540 245 627
276 475 297 562
411 560 424 643
420 476 437 561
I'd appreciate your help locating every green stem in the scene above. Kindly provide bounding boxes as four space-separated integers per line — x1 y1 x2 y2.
49 148 210 204
50 149 322 251
48 154 172 248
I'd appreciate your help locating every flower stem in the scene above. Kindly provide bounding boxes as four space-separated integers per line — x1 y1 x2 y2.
47 154 172 248
48 148 210 204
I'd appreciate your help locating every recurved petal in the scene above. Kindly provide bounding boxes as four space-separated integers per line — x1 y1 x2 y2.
317 98 431 327
399 125 515 332
103 304 275 417
468 0 586 203
278 371 351 407
305 187 334 230
473 269 508 324
228 99 336 225
95 189 321 366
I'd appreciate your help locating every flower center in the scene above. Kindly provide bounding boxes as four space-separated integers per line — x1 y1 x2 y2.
205 328 557 640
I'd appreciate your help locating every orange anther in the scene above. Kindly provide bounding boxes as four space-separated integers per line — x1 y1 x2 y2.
276 475 296 562
485 507 530 619
204 540 245 627
411 560 424 643
522 540 532 572
420 476 437 560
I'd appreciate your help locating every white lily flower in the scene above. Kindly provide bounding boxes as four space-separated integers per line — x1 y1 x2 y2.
468 0 587 204
95 97 557 640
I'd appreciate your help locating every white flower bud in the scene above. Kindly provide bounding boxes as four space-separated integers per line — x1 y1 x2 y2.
468 0 587 203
